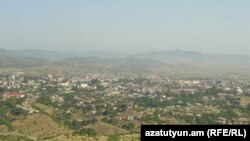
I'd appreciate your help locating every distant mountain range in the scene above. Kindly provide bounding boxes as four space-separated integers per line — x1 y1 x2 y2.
1 48 250 76
0 49 46 68
2 49 130 61
138 49 250 64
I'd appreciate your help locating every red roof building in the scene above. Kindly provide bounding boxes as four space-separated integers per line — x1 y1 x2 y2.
3 92 25 99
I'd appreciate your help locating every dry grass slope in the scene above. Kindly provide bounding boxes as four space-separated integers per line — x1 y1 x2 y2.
12 114 66 140
88 122 128 136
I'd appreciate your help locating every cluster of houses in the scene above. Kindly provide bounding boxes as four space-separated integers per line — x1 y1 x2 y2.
1 72 250 125
1 72 250 96
1 73 250 105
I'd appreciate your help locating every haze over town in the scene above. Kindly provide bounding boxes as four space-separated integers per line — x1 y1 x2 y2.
0 0 250 54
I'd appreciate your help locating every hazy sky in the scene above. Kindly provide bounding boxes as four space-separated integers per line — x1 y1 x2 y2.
0 0 249 54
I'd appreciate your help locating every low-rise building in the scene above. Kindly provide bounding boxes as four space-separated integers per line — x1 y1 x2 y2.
3 92 25 99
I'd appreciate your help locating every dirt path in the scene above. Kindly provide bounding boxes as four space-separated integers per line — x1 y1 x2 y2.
0 132 37 141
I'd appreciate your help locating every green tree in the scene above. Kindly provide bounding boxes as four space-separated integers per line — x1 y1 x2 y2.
107 135 120 141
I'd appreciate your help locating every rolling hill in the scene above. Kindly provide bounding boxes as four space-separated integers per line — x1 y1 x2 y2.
1 48 250 76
